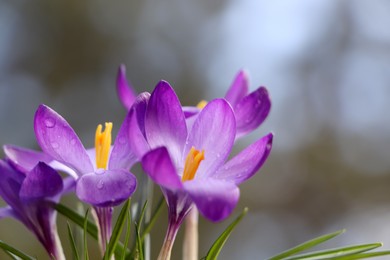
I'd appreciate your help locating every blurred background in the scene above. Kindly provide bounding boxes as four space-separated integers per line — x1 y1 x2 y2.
1 0 390 259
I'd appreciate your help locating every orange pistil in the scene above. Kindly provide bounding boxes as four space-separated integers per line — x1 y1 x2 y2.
182 147 205 182
196 100 207 110
95 122 113 169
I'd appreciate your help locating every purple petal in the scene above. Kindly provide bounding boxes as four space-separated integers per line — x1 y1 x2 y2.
214 133 273 184
182 106 200 118
19 162 63 200
34 104 94 175
145 81 187 165
127 107 150 160
184 178 240 222
76 169 137 207
4 145 77 178
224 70 249 108
0 206 15 219
141 147 183 190
185 99 236 177
235 87 271 138
116 64 137 110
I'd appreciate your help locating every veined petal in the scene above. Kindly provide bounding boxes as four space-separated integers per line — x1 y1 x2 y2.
184 178 239 222
116 64 137 110
76 169 137 207
34 104 94 175
235 87 271 138
141 147 183 190
214 133 273 184
19 162 63 200
224 70 249 108
4 145 77 178
185 99 236 177
145 81 187 165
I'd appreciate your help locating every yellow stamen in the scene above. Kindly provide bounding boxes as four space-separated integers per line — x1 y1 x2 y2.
182 147 205 182
95 122 113 169
196 100 208 110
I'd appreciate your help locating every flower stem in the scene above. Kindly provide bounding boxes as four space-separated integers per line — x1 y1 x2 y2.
158 218 181 260
182 207 198 260
93 206 113 256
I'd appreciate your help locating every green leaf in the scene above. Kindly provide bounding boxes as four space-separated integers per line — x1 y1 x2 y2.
141 196 164 241
333 250 390 259
121 209 132 260
0 240 36 260
83 209 90 260
67 222 80 260
204 207 248 260
284 243 382 260
135 222 144 260
53 203 98 239
268 229 345 260
105 199 131 259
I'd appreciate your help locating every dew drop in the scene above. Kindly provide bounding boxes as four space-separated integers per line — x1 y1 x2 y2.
44 117 56 128
51 142 59 149
96 169 105 175
96 180 104 189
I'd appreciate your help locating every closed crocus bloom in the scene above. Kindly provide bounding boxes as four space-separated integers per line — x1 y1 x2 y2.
0 159 74 260
128 81 273 259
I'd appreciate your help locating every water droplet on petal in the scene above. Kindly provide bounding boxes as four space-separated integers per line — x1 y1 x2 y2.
70 139 76 145
96 169 105 175
51 142 59 149
97 180 104 189
44 117 56 128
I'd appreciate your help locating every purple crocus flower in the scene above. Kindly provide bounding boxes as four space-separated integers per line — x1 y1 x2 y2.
129 81 273 259
33 104 138 253
116 65 271 139
0 159 73 260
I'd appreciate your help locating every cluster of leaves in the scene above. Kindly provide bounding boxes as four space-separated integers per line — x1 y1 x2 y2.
1 199 390 260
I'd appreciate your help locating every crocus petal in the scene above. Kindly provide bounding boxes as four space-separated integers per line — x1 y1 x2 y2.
214 133 273 184
0 206 15 219
4 145 77 178
116 64 137 110
182 106 200 118
185 99 236 177
145 81 187 165
224 70 249 108
76 169 137 207
19 162 63 200
141 147 183 190
34 104 94 175
234 87 271 138
184 179 240 222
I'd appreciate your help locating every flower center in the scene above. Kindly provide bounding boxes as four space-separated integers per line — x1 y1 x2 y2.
182 147 205 182
95 122 113 169
196 100 207 109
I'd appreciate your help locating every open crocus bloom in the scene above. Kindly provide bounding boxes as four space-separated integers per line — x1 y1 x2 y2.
117 65 271 139
0 159 74 260
136 81 273 222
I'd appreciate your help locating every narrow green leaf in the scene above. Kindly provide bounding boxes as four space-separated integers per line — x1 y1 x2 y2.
83 209 90 260
121 209 132 260
0 240 36 260
204 207 248 260
135 222 144 260
284 243 382 260
141 196 164 241
333 250 390 260
268 229 346 260
67 222 80 260
53 203 98 239
106 199 131 259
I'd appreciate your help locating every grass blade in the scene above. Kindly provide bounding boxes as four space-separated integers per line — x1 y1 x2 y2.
67 222 80 260
0 240 36 260
135 222 144 260
204 207 248 260
284 243 382 260
268 229 345 260
106 199 131 259
333 250 390 260
83 209 89 260
141 196 164 241
121 209 132 260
